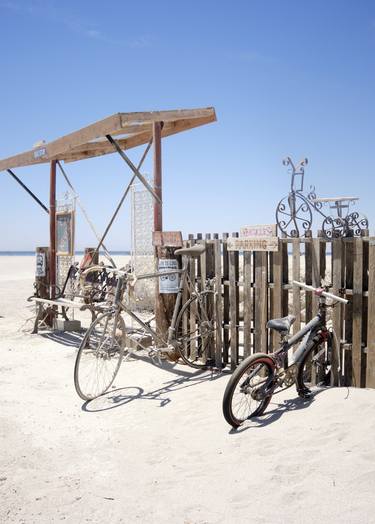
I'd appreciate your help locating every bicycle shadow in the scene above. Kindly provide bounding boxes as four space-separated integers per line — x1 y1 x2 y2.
82 367 225 413
229 387 328 433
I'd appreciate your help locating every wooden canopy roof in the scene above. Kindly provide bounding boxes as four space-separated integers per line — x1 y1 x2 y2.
0 107 216 171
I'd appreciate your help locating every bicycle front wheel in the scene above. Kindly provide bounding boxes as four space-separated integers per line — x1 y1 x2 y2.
175 290 216 369
74 311 126 401
222 354 276 428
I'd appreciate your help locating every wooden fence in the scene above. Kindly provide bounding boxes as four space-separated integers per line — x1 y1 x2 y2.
185 233 375 389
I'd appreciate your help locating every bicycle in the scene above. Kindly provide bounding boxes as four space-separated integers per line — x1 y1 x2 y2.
74 243 218 401
222 280 348 428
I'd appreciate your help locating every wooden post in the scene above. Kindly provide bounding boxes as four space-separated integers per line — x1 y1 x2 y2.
153 121 168 344
49 160 57 300
33 246 52 332
155 246 179 348
153 121 162 232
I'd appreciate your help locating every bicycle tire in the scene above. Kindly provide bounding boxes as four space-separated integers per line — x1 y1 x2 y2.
74 311 126 401
222 354 276 428
175 290 216 369
296 334 332 393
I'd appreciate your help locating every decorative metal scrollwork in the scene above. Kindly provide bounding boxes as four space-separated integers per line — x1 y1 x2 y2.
346 212 369 237
322 216 348 239
276 157 369 239
276 194 312 238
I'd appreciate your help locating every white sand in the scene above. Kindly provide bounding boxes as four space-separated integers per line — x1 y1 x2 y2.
1 256 375 524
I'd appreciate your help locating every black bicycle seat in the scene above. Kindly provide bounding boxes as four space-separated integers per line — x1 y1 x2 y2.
266 315 296 333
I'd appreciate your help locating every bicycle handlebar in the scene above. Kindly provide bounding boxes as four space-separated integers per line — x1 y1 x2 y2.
293 280 348 304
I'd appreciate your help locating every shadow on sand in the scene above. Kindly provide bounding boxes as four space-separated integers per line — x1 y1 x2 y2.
41 330 84 348
82 361 226 413
229 387 329 433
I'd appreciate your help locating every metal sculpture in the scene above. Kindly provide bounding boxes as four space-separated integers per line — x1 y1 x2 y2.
276 157 368 239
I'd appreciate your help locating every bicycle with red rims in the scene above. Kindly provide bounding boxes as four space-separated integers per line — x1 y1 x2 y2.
222 281 348 428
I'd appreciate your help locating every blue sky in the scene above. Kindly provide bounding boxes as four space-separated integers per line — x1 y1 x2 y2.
0 0 374 250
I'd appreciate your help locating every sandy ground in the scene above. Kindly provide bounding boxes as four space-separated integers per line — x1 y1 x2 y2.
1 256 375 524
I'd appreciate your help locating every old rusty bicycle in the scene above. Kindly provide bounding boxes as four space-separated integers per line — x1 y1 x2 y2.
74 244 218 401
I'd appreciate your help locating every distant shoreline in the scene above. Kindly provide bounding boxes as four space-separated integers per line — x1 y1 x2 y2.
0 251 131 256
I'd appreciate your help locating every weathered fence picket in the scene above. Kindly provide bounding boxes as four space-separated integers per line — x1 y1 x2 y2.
186 233 375 389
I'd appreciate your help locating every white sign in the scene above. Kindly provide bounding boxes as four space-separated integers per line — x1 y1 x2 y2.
33 147 47 160
240 224 277 238
227 237 279 252
35 252 46 277
158 259 179 294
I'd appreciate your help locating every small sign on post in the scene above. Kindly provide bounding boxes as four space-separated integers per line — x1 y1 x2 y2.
227 224 279 252
36 251 46 277
158 259 179 294
152 231 183 248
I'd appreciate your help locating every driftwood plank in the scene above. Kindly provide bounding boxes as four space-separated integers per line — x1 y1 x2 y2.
292 239 301 334
222 233 230 366
352 238 363 387
366 242 375 387
270 248 282 351
254 251 267 353
305 237 313 323
281 239 289 317
362 239 369 387
311 238 321 314
243 251 252 357
344 239 354 385
214 237 223 368
229 233 239 369
332 239 344 386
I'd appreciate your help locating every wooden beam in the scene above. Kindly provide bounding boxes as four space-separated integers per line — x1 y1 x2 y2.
62 115 216 163
119 107 216 126
0 108 216 171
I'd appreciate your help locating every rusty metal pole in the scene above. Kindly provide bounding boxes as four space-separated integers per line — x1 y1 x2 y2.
153 121 168 345
153 121 163 232
49 160 57 300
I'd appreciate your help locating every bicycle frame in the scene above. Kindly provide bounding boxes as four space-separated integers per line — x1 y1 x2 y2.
274 313 326 367
109 255 206 349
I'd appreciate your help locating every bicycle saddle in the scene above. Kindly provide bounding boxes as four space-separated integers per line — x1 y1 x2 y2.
266 315 296 333
175 244 206 257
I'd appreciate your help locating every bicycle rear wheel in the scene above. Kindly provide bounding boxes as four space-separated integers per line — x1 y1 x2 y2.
74 311 126 401
296 335 333 394
174 291 216 369
222 354 276 428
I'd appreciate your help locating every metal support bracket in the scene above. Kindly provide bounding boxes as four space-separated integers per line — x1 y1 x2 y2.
106 134 162 204
5 169 49 214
